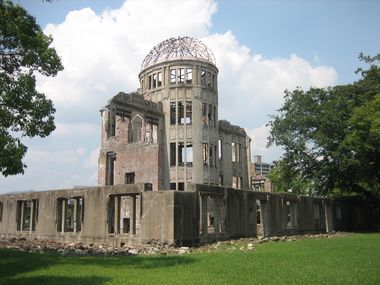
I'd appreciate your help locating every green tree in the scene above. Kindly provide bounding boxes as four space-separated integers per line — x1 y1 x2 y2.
0 0 63 176
267 54 380 200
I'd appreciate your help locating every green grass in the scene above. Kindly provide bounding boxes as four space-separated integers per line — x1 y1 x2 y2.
1 233 379 285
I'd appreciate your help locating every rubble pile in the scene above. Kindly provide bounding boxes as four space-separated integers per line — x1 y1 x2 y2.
0 232 349 256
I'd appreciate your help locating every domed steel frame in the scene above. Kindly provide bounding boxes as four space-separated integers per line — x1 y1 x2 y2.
141 36 216 70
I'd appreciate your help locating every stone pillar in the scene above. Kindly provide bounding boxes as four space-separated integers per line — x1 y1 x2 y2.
29 201 34 234
201 195 208 236
132 196 137 234
261 198 271 237
114 196 119 234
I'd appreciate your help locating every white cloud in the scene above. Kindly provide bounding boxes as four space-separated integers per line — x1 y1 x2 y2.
0 0 338 193
203 32 337 126
247 124 283 164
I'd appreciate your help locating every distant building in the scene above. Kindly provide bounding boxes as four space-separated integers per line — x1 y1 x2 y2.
251 155 273 192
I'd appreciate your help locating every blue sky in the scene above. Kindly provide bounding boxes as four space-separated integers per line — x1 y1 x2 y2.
1 0 379 193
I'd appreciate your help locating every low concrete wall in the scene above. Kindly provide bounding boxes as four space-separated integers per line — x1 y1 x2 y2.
0 184 379 246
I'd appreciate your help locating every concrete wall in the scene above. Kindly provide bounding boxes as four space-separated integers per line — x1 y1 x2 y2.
1 184 378 247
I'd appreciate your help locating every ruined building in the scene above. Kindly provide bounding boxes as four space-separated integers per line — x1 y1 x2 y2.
98 37 251 191
0 37 379 247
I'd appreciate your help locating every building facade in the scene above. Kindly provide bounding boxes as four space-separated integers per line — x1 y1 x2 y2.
98 37 251 191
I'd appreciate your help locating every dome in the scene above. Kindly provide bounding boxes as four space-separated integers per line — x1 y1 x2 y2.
141 36 216 71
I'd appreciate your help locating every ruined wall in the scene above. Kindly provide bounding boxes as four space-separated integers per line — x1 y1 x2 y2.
98 93 166 190
218 120 251 190
1 184 378 247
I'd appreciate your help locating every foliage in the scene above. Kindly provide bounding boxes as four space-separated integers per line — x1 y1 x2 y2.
267 54 380 199
0 0 63 176
0 233 379 284
267 159 315 195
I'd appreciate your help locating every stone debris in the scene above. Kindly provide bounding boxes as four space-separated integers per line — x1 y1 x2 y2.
0 232 349 256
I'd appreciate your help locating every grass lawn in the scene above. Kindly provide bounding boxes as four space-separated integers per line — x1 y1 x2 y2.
0 233 379 285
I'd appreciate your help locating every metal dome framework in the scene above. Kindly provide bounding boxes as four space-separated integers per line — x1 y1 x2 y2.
141 36 216 71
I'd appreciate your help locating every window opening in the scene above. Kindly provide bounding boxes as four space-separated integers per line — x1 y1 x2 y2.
212 74 215 88
206 72 211 87
185 101 192 124
148 75 152 89
178 101 184 124
186 143 193 166
170 102 176 125
152 73 157 88
201 70 206 86
178 183 185 191
170 183 176 190
186 68 192 84
232 142 237 162
178 68 184 83
178 142 185 166
202 103 208 125
209 144 213 167
203 143 209 166
125 172 135 184
218 140 223 160
157 72 162 87
170 143 176 166
219 175 223 186
208 104 212 126
106 152 116 186
107 108 116 137
170 69 176 84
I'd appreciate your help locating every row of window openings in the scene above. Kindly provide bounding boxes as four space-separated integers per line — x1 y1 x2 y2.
202 103 217 127
145 68 215 90
169 143 217 167
170 101 192 125
169 141 240 167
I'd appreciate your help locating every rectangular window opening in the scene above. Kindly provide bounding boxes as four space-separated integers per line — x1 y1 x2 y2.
201 70 206 86
209 144 213 167
186 143 193 166
202 103 208 125
152 73 157 88
170 143 176 166
185 101 192 124
178 182 185 191
170 102 176 125
178 68 184 83
178 142 185 166
203 143 209 166
186 68 192 84
125 172 135 184
158 72 162 87
106 152 116 186
170 69 176 84
178 101 184 124
218 139 223 160
148 75 152 89
170 183 176 190
208 104 212 126
206 72 211 87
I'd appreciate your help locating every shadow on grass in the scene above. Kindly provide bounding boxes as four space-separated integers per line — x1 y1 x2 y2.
0 249 196 285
